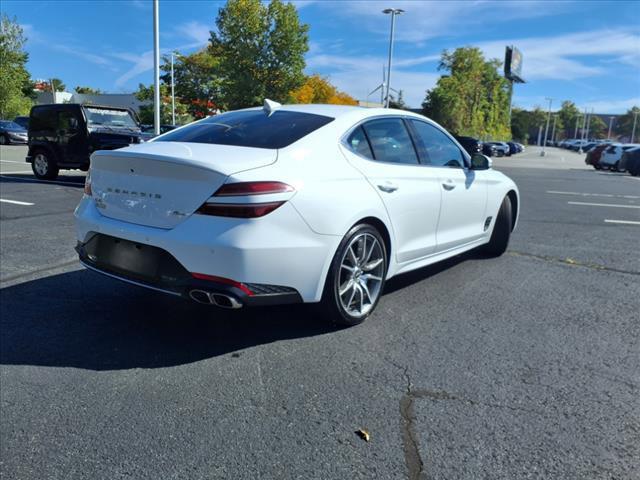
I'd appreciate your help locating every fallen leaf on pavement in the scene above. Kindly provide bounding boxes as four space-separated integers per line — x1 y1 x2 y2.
355 429 370 442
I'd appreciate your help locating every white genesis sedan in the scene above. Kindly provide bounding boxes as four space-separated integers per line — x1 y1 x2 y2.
75 101 519 326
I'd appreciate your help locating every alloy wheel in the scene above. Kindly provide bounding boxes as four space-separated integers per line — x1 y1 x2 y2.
34 154 49 176
337 232 385 318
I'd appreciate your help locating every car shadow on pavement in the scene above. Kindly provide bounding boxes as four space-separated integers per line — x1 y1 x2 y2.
0 269 335 371
0 173 85 187
1 251 485 371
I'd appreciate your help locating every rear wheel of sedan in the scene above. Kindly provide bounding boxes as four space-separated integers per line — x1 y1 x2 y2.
482 196 513 257
31 150 59 180
320 224 387 326
0 134 8 145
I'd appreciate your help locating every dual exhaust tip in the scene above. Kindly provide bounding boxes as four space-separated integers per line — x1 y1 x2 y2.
189 289 243 309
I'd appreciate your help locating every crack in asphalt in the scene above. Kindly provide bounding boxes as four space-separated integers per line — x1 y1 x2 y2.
507 250 640 276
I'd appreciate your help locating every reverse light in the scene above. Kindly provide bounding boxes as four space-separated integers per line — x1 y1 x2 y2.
191 272 254 296
84 171 92 196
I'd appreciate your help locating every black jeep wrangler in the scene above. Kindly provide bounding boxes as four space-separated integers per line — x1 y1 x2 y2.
26 104 143 180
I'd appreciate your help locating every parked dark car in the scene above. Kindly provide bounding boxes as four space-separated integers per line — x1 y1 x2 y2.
482 143 498 157
506 141 522 155
585 144 610 170
0 120 28 145
13 115 30 129
454 135 483 156
485 142 510 157
619 147 640 176
26 103 143 179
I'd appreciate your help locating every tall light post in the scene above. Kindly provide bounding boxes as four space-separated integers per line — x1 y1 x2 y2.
541 97 552 156
152 0 160 135
551 114 558 146
578 107 588 153
170 52 176 126
632 111 638 143
382 8 404 108
574 114 582 139
607 116 615 140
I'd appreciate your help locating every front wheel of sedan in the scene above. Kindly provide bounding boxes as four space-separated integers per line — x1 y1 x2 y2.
482 195 513 257
320 224 388 327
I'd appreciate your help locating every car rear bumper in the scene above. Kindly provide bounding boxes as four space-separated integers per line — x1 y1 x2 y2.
75 196 341 303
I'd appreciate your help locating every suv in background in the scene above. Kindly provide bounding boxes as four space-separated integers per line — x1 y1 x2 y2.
13 116 29 129
454 135 483 156
26 103 143 179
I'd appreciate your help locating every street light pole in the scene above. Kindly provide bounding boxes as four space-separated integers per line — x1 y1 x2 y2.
632 111 638 143
607 116 614 140
171 52 176 126
551 114 557 145
152 0 160 136
382 8 404 108
578 108 587 153
541 97 552 156
574 114 581 139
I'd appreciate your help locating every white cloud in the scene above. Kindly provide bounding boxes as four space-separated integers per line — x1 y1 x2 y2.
478 29 640 81
174 21 211 48
583 97 640 114
319 1 568 43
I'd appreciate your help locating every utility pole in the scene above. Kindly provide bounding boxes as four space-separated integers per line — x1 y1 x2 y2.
382 8 404 108
537 125 543 146
551 114 558 146
632 111 638 143
607 116 614 140
171 52 176 126
541 97 552 156
153 0 161 135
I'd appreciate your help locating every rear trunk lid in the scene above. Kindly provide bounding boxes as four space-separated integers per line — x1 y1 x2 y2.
89 141 277 229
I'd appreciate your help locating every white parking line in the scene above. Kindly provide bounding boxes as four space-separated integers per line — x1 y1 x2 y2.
0 174 84 187
568 201 640 209
547 190 640 199
0 160 26 164
605 219 640 226
0 198 34 206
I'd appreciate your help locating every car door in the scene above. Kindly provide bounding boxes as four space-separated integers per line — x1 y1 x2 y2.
57 109 85 164
407 119 488 252
340 118 442 263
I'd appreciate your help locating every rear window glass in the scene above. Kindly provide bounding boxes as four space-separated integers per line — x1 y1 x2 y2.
155 110 334 149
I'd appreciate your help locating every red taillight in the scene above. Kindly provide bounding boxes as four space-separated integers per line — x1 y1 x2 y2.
214 181 294 196
191 272 253 296
196 181 294 218
196 202 284 218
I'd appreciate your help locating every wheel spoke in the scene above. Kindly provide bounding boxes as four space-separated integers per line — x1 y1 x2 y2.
346 284 357 309
356 284 364 313
359 280 372 304
339 278 354 296
341 264 355 273
348 245 358 266
362 258 383 272
361 273 381 282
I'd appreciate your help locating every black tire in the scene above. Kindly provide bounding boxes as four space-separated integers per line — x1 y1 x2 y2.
482 196 513 257
613 161 621 172
31 149 59 180
319 224 388 327
0 134 8 145
594 164 601 170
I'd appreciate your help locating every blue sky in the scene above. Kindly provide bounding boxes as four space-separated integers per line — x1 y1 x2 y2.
4 0 640 112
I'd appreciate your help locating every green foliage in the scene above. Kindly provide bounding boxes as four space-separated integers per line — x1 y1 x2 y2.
211 0 309 109
160 49 222 119
511 107 546 142
422 47 511 140
134 83 192 125
587 115 607 138
616 106 640 139
557 100 580 139
388 90 407 110
0 14 33 118
75 86 102 94
50 78 66 92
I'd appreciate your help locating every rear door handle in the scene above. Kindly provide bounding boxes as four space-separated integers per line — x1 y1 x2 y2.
442 180 456 191
377 183 398 193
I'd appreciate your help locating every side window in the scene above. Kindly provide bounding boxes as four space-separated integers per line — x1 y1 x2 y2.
410 120 465 168
346 126 374 160
30 108 57 131
361 118 419 165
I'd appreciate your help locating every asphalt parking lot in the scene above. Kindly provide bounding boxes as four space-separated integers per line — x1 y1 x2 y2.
1 144 638 479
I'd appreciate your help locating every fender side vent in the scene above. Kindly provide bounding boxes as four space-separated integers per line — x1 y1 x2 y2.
484 217 493 231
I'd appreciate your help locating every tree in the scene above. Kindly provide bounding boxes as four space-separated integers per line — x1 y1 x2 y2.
0 14 33 118
160 49 222 119
288 74 357 105
134 83 192 125
211 0 309 109
511 107 546 143
50 78 66 92
75 86 102 94
557 101 580 139
616 106 640 140
422 47 511 140
587 115 607 139
388 90 406 109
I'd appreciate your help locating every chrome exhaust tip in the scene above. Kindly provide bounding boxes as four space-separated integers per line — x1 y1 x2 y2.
189 290 243 309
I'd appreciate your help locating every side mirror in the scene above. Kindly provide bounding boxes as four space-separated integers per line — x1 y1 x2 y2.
471 153 492 170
